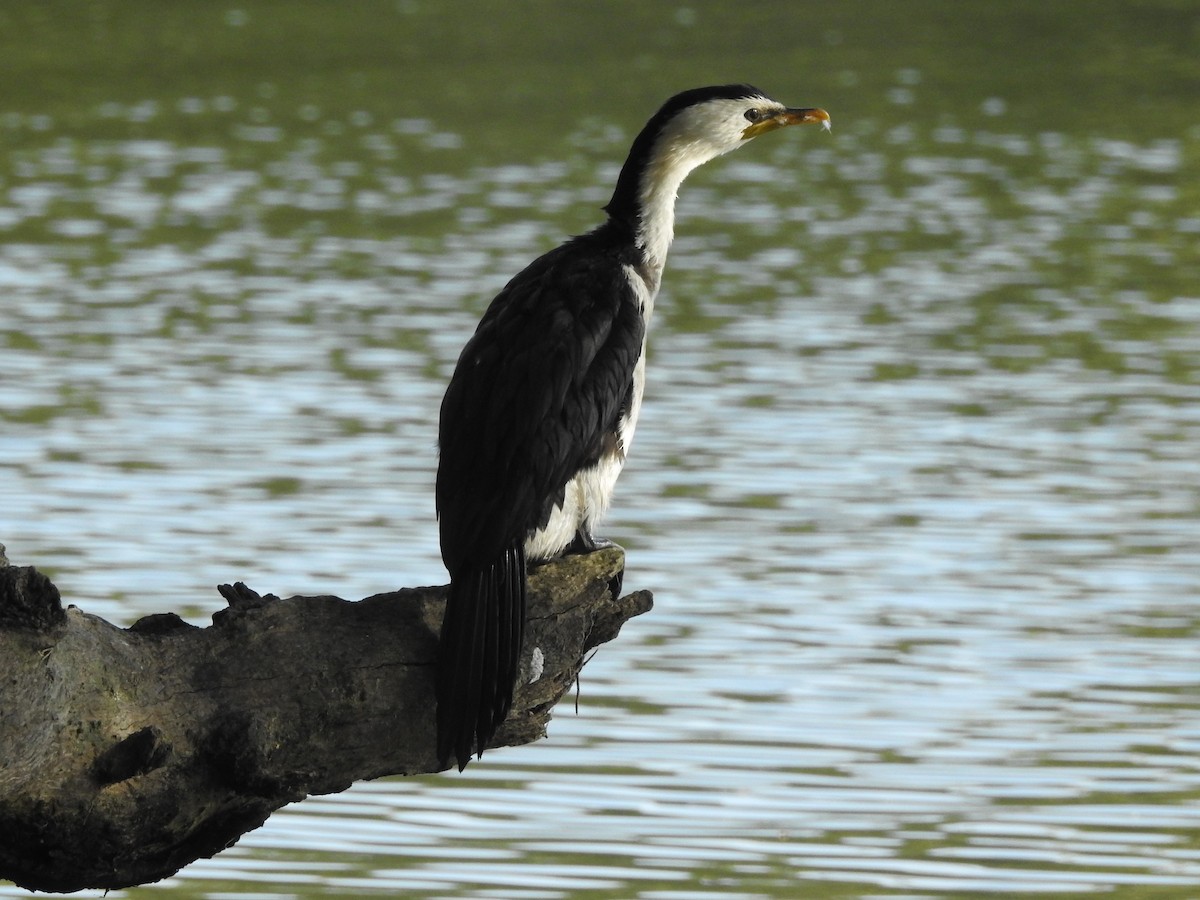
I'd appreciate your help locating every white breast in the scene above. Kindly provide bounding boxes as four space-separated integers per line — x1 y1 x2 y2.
524 263 658 561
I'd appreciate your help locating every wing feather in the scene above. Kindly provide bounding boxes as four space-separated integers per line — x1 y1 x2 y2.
437 231 645 569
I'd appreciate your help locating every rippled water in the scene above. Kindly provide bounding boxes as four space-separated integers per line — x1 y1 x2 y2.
2 3 1199 898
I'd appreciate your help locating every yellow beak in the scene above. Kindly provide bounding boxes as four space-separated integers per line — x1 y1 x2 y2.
742 107 831 140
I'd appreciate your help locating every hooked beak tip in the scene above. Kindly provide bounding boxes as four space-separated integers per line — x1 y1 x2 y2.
788 107 831 131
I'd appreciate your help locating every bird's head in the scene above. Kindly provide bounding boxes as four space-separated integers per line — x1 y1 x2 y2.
607 84 830 233
654 84 831 158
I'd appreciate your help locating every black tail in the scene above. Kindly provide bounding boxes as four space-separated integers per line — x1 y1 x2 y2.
436 544 527 770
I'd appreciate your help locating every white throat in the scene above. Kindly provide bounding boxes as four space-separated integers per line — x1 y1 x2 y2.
635 157 688 274
631 99 759 272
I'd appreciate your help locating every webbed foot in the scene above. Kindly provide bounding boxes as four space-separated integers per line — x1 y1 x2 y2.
566 529 623 599
565 529 616 555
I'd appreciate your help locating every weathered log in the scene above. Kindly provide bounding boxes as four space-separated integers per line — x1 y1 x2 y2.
0 542 651 892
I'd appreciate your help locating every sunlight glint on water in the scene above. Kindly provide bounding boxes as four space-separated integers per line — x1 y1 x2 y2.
2 6 1199 897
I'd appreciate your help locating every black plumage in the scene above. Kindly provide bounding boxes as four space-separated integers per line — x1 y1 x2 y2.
437 226 646 568
434 84 829 770
436 225 645 769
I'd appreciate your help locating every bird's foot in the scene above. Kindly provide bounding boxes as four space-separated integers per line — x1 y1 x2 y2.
565 530 623 599
565 529 618 556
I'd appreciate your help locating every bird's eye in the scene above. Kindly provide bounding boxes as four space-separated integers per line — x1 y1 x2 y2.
744 109 762 123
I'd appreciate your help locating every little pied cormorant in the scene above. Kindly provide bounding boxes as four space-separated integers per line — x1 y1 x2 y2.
436 84 830 770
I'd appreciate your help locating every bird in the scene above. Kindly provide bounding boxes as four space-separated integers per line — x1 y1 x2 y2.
435 84 830 770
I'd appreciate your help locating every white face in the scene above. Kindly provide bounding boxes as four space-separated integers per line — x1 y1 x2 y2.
634 93 793 267
658 95 785 163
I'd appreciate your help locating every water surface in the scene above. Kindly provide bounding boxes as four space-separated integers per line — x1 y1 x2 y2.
1 2 1198 897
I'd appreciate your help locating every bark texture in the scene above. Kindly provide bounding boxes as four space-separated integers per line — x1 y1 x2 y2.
0 542 650 893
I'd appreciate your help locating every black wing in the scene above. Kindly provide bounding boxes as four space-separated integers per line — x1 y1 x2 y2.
436 231 646 571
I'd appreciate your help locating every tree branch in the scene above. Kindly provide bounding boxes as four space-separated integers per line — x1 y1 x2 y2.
0 541 651 892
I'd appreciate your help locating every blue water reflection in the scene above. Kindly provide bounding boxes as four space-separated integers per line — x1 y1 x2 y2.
2 6 1199 898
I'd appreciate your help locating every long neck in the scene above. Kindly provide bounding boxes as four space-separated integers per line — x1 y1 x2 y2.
631 154 693 274
604 120 721 277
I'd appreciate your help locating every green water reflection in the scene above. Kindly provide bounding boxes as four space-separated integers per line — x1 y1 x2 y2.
2 1 1198 898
